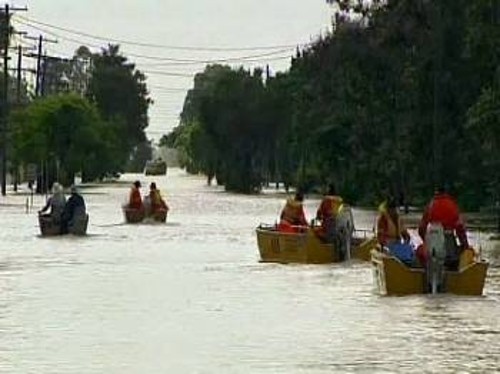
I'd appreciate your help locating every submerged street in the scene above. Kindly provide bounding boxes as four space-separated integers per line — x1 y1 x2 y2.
1 168 500 373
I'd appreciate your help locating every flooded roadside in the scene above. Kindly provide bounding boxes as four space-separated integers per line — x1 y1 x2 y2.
0 168 499 373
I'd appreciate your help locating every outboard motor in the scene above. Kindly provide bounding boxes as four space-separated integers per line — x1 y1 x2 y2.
335 206 354 261
425 222 446 294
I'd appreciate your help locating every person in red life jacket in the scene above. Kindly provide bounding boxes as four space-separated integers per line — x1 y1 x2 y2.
377 197 411 248
278 190 308 232
418 185 469 270
315 184 343 242
128 180 144 211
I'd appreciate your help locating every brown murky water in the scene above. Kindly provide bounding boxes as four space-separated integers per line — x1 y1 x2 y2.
1 168 499 373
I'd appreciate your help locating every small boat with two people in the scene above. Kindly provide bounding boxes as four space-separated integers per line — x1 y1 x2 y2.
38 184 89 236
371 222 488 296
123 181 169 223
256 203 377 264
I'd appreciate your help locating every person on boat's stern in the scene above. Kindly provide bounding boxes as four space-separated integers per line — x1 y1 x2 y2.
61 185 86 233
38 182 66 223
315 184 343 242
129 181 144 211
418 185 469 271
279 190 308 232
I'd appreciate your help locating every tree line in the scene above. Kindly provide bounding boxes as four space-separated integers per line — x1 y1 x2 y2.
3 41 152 191
164 0 500 210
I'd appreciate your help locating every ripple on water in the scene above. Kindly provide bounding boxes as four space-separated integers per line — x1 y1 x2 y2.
0 169 499 373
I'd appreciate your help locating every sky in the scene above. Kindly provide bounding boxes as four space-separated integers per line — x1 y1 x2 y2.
8 0 333 142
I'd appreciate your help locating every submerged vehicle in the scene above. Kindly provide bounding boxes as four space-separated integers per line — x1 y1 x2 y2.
144 159 167 176
371 223 488 296
38 214 89 236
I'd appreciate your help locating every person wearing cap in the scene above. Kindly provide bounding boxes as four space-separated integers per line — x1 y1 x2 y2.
278 190 308 232
418 185 469 270
128 180 144 210
315 184 344 242
61 185 86 233
39 182 66 223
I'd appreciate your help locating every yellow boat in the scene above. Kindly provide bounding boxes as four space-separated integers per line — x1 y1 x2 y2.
371 249 488 296
255 224 377 264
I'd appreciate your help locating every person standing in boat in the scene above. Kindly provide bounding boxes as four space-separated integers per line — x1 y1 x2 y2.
315 184 343 242
147 182 169 215
278 190 308 232
38 182 66 223
377 197 413 264
61 185 86 233
128 181 144 211
418 185 469 270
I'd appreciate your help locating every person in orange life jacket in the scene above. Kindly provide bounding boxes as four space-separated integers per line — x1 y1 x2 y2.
377 197 411 248
417 185 469 270
278 190 308 232
316 184 343 242
128 180 144 210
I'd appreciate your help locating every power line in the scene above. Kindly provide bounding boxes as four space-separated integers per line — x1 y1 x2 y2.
16 20 297 66
16 14 307 52
14 19 297 65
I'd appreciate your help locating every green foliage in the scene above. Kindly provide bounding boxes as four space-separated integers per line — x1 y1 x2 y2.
163 0 500 207
87 44 151 170
10 94 117 185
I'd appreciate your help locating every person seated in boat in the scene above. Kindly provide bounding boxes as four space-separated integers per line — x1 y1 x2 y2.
38 182 66 223
315 184 344 242
278 190 308 233
61 185 86 233
146 182 169 216
377 197 413 265
417 185 469 270
128 180 144 211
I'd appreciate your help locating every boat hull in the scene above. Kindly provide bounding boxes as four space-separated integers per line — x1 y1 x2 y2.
371 250 488 296
123 207 167 223
256 226 376 264
38 214 89 236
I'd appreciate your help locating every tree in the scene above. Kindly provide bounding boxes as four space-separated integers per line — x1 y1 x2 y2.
10 94 116 186
87 44 152 171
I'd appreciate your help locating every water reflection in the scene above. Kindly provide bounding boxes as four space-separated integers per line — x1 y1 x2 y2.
0 168 498 373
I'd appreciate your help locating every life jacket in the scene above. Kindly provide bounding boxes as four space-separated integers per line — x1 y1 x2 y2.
281 199 306 226
318 195 344 220
377 209 403 245
129 187 143 209
150 189 167 211
426 194 460 231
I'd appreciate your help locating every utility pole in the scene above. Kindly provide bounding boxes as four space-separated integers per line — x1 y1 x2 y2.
0 4 27 196
23 35 56 194
24 35 57 97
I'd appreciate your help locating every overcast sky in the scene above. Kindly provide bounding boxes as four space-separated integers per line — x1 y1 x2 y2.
9 0 333 142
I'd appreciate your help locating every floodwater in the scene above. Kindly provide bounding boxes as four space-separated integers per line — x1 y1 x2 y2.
1 168 499 373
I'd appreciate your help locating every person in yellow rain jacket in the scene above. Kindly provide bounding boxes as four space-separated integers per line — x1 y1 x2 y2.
377 197 413 264
147 182 169 215
315 184 344 242
278 191 308 232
